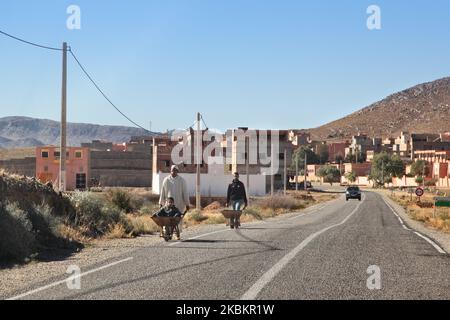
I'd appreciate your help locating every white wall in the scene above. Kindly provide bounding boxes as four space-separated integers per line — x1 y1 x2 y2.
152 172 266 197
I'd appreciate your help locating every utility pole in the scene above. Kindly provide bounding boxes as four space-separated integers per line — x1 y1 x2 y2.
271 144 274 196
283 148 287 195
422 162 425 187
59 42 68 192
381 160 384 188
304 152 308 191
246 134 250 205
295 151 299 191
196 112 201 210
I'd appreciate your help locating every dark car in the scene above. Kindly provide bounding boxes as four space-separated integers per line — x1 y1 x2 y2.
288 181 312 190
346 186 361 201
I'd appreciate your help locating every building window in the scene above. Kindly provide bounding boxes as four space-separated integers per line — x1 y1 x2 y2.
75 151 82 159
279 153 285 160
164 160 171 167
41 151 49 158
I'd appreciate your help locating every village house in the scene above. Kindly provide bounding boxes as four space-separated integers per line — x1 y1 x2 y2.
151 128 294 197
36 146 90 190
414 150 450 187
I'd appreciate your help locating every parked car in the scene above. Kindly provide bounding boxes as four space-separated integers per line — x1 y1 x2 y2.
288 181 312 190
346 186 361 201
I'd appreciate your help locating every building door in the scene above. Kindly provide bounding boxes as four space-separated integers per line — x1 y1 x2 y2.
76 173 87 189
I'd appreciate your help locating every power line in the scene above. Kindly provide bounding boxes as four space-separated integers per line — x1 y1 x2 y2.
0 29 63 51
200 115 209 130
69 48 151 133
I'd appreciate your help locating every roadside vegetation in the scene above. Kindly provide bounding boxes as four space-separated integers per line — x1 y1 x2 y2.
0 169 338 266
389 190 450 233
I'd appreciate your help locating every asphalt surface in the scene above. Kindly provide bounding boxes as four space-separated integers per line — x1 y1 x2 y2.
7 191 450 300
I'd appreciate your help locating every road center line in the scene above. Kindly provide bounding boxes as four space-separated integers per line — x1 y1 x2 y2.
240 196 365 300
7 257 134 300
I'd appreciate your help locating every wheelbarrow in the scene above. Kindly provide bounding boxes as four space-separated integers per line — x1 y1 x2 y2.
221 210 242 229
151 216 183 241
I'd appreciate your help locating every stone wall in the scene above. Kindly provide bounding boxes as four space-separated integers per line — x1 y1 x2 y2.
0 157 36 177
90 151 152 187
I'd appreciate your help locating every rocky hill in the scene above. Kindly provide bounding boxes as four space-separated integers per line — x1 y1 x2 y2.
0 116 156 148
309 77 450 140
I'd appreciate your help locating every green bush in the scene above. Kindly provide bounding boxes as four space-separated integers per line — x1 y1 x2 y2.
139 204 160 216
106 189 134 213
70 191 125 236
0 202 36 263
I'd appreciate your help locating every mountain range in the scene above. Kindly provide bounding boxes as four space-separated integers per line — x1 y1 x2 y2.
1 77 450 149
0 117 155 149
309 77 450 140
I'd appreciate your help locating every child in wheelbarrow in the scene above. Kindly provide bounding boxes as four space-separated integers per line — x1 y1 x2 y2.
152 197 183 237
153 197 183 218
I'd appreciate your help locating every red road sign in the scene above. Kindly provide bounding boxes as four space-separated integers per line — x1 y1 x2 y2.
415 187 424 197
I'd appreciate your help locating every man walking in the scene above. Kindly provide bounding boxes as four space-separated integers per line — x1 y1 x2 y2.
226 172 248 227
159 165 190 240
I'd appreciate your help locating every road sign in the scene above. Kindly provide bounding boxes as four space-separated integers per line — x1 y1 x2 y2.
434 197 450 208
415 187 424 197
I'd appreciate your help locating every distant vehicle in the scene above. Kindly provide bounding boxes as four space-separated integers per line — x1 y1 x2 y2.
346 186 361 201
288 181 312 190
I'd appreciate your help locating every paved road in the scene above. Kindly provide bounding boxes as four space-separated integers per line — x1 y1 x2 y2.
8 192 450 300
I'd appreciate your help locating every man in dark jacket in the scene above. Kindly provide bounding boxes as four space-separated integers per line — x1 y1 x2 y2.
226 173 248 227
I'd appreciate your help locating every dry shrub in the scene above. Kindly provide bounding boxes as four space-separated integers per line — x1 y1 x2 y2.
187 210 208 223
128 215 159 235
106 224 132 239
256 195 305 211
204 201 222 211
205 213 226 225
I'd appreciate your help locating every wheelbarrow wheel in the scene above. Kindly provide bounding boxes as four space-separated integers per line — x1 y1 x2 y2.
163 226 171 242
230 217 235 229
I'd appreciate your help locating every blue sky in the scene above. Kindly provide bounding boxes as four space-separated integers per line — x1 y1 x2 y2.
1 0 450 132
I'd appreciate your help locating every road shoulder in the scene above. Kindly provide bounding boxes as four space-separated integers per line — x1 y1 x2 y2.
379 191 450 254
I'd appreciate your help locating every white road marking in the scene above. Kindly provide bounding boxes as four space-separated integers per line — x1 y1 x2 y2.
382 196 447 254
169 195 341 246
7 257 134 300
382 197 411 231
414 232 446 254
168 229 230 246
240 195 365 300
